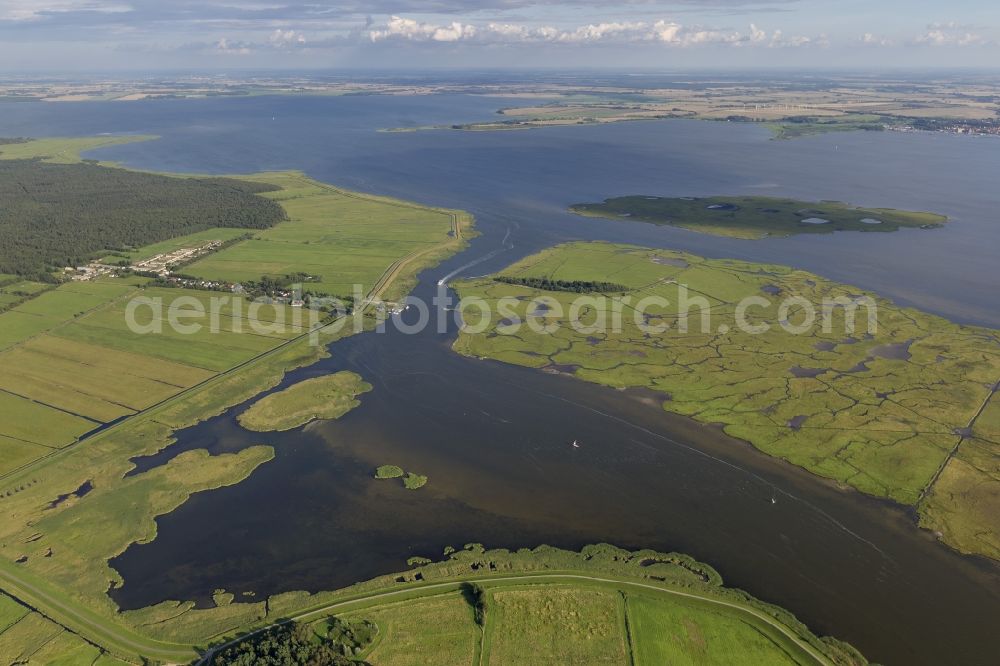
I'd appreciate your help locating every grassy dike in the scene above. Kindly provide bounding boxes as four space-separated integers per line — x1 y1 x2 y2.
203 544 864 666
0 137 474 662
452 241 1000 562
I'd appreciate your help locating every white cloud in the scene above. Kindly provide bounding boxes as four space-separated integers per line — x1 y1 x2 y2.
368 16 476 42
366 16 816 48
215 37 251 54
860 32 893 47
268 28 305 47
915 22 989 47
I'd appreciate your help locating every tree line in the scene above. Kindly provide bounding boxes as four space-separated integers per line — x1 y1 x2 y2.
495 276 629 293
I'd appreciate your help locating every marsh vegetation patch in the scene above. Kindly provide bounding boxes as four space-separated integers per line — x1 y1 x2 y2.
570 195 947 239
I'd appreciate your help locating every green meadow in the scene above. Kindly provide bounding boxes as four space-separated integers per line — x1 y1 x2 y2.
352 594 479 666
570 195 947 239
767 115 887 140
627 593 803 665
100 227 252 264
452 241 1000 560
0 592 124 665
485 587 628 664
184 171 471 300
0 135 154 164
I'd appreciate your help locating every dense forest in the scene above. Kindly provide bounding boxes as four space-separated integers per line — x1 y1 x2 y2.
496 276 629 293
0 159 286 277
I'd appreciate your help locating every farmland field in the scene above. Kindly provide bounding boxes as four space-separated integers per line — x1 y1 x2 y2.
0 592 126 665
628 594 801 665
100 227 252 264
352 594 479 666
486 587 628 665
184 172 464 299
334 574 838 666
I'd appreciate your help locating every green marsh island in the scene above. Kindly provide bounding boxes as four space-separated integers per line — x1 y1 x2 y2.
453 242 1000 561
570 195 947 239
238 371 373 432
374 464 429 489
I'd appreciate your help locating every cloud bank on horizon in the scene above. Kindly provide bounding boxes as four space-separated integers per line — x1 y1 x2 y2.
0 0 997 69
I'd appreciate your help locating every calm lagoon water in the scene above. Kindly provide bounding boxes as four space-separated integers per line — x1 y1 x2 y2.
3 95 999 665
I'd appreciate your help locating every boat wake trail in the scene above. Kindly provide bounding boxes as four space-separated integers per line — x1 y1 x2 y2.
438 221 516 286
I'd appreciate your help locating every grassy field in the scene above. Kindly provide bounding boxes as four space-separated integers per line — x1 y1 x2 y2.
0 280 53 312
352 594 479 666
0 280 240 458
0 592 124 665
184 171 470 301
237 371 373 431
99 227 252 264
628 593 803 665
766 115 886 140
570 196 947 239
452 242 1000 560
0 135 153 164
486 587 628 665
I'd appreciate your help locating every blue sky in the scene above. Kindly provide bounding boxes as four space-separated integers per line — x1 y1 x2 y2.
1 0 998 71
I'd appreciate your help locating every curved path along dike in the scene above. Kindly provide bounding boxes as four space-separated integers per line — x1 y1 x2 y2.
199 574 836 666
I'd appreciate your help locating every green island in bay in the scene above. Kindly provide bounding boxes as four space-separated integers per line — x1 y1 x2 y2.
453 241 1000 561
374 464 405 479
238 371 373 432
569 195 948 239
374 464 429 490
